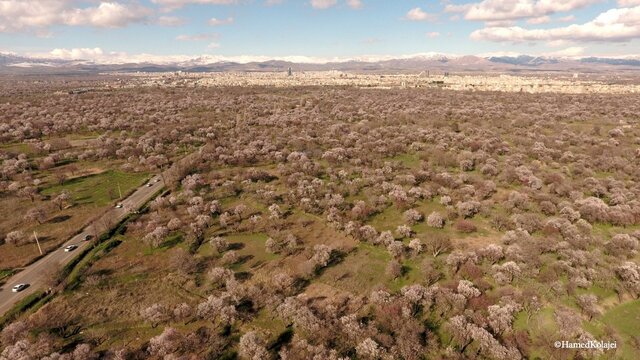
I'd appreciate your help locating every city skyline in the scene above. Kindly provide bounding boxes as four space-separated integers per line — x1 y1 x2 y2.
1 0 639 63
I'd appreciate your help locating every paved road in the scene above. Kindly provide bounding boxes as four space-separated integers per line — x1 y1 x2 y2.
0 175 164 316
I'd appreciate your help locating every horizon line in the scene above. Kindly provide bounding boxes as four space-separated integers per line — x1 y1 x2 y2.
3 49 640 66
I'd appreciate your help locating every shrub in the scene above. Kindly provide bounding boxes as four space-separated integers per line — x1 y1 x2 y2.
455 220 477 233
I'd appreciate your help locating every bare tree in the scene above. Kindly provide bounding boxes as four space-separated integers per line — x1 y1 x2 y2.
24 207 47 224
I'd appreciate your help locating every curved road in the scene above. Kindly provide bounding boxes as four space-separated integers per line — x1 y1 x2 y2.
0 175 164 316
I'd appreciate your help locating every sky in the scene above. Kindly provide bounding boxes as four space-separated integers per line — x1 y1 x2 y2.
0 0 639 63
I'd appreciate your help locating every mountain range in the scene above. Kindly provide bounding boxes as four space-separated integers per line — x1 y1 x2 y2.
2 53 640 74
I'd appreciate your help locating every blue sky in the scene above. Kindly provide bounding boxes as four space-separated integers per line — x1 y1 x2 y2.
1 0 639 62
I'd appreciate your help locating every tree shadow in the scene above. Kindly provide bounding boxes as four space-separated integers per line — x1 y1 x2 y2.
90 269 114 277
236 299 254 314
400 265 411 277
228 242 245 251
75 195 91 203
49 215 71 223
249 260 269 270
314 249 347 276
334 272 352 282
159 233 184 248
292 277 310 293
268 326 294 354
235 254 254 265
38 235 54 243
235 271 253 281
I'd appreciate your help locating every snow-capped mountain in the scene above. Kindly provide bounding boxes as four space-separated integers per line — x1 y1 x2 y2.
1 52 640 74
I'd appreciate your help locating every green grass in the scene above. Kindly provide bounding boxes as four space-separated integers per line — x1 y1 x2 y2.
318 243 391 295
0 142 34 155
318 242 430 294
143 232 186 256
388 153 421 168
199 232 279 272
576 285 616 300
0 291 49 328
114 272 150 284
247 308 288 336
591 223 640 240
65 237 124 290
368 206 404 232
601 300 640 360
227 233 278 271
0 268 15 283
42 170 149 206
388 258 423 292
513 307 560 360
514 306 558 334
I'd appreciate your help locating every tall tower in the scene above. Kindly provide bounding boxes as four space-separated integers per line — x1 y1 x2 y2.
287 67 293 76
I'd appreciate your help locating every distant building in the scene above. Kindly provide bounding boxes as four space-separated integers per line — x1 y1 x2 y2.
287 67 292 76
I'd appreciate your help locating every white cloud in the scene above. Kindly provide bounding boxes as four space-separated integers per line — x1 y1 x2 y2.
33 48 640 65
558 15 576 22
0 0 67 31
265 0 284 5
545 46 585 57
176 33 218 41
310 0 337 9
426 31 441 38
207 42 221 48
208 16 234 26
485 20 516 27
471 6 640 42
405 7 436 21
346 0 363 9
150 0 239 12
63 2 152 28
548 39 568 47
157 16 185 26
37 48 470 64
445 0 600 22
49 47 106 60
44 47 197 64
619 0 640 6
527 15 550 24
0 1 155 33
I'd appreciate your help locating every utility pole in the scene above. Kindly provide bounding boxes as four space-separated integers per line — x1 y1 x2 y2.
117 182 122 199
33 231 43 255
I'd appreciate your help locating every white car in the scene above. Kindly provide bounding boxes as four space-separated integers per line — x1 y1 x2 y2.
146 183 153 187
64 245 78 252
115 203 123 208
12 283 28 292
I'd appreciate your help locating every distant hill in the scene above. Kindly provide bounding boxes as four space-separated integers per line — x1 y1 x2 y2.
487 55 559 66
1 53 639 74
580 57 640 67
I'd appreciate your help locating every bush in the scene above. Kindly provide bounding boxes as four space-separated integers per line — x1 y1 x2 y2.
455 219 477 233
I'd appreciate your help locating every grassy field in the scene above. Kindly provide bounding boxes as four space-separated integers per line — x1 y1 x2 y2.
38 232 211 352
0 142 35 155
0 269 15 286
601 300 640 360
317 242 390 295
41 170 149 207
0 170 149 268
